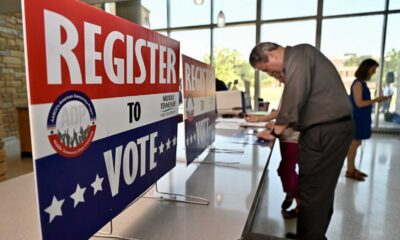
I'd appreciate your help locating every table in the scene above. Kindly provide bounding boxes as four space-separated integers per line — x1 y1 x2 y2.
0 124 273 240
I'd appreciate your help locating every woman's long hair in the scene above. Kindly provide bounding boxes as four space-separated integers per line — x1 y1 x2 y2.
355 58 379 80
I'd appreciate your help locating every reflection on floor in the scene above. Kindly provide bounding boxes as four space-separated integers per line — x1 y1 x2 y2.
250 134 400 240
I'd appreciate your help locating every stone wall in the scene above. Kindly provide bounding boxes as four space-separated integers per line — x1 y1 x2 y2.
0 110 7 181
0 13 27 139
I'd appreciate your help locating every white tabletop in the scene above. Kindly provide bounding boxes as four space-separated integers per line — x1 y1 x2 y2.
0 126 272 240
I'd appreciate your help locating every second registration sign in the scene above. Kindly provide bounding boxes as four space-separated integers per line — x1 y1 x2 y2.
182 55 217 164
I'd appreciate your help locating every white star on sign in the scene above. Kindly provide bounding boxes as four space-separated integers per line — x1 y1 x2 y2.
159 141 165 153
172 136 177 146
166 138 171 150
70 184 86 208
45 196 64 223
91 174 104 196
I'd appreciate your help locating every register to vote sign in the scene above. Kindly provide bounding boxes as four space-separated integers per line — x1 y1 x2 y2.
182 55 216 165
22 0 180 238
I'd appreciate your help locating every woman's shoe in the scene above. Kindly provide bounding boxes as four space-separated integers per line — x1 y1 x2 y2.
285 232 297 239
346 170 365 181
282 208 298 219
355 168 368 177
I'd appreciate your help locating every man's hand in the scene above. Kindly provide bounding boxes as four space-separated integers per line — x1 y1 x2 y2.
246 115 259 122
266 121 275 130
256 130 276 141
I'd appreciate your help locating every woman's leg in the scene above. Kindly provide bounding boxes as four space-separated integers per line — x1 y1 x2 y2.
346 140 361 173
279 142 299 218
278 142 299 205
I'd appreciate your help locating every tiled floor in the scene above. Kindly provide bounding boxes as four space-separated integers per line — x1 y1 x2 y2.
250 133 400 240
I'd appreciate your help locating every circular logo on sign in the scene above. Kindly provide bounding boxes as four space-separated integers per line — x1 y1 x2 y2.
185 94 194 122
47 91 96 158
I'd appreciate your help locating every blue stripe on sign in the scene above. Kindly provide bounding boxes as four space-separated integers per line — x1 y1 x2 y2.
35 116 178 240
185 111 217 165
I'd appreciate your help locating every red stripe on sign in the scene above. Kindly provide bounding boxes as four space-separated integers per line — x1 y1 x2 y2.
182 55 215 98
23 0 180 105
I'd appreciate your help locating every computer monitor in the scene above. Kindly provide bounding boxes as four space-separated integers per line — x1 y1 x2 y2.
242 92 252 113
216 90 252 116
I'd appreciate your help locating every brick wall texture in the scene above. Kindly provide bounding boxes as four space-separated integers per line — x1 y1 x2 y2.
0 13 27 139
0 110 7 181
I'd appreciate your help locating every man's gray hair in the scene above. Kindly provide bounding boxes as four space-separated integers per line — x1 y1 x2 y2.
249 42 281 68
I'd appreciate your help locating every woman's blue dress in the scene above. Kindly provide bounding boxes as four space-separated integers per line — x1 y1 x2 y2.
349 79 372 140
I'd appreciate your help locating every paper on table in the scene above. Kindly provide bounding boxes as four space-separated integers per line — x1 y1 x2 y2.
247 111 269 116
215 121 241 129
215 118 267 129
239 121 268 128
216 118 246 123
230 131 270 146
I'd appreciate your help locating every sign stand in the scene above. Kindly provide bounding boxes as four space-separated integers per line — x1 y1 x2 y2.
203 145 243 166
143 181 209 205
208 147 244 154
93 221 139 240
98 221 113 235
92 184 157 239
177 146 241 167
194 160 240 168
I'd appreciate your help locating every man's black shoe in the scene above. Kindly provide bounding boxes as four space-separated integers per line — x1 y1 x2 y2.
285 232 297 239
281 195 294 210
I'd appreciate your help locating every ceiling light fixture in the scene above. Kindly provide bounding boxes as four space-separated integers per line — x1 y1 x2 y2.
194 0 204 5
217 10 225 27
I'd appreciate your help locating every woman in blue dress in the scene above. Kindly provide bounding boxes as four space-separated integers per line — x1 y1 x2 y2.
346 59 390 181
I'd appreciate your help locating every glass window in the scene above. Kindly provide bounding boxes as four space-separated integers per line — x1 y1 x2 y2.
170 29 210 63
104 2 116 15
390 0 400 10
213 25 255 103
214 25 255 64
213 0 256 23
380 13 400 129
260 20 316 109
321 15 383 90
261 20 316 46
323 0 385 16
141 0 167 29
170 0 210 27
262 0 317 20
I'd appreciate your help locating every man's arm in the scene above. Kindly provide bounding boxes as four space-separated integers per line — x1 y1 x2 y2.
246 109 278 123
276 48 312 126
